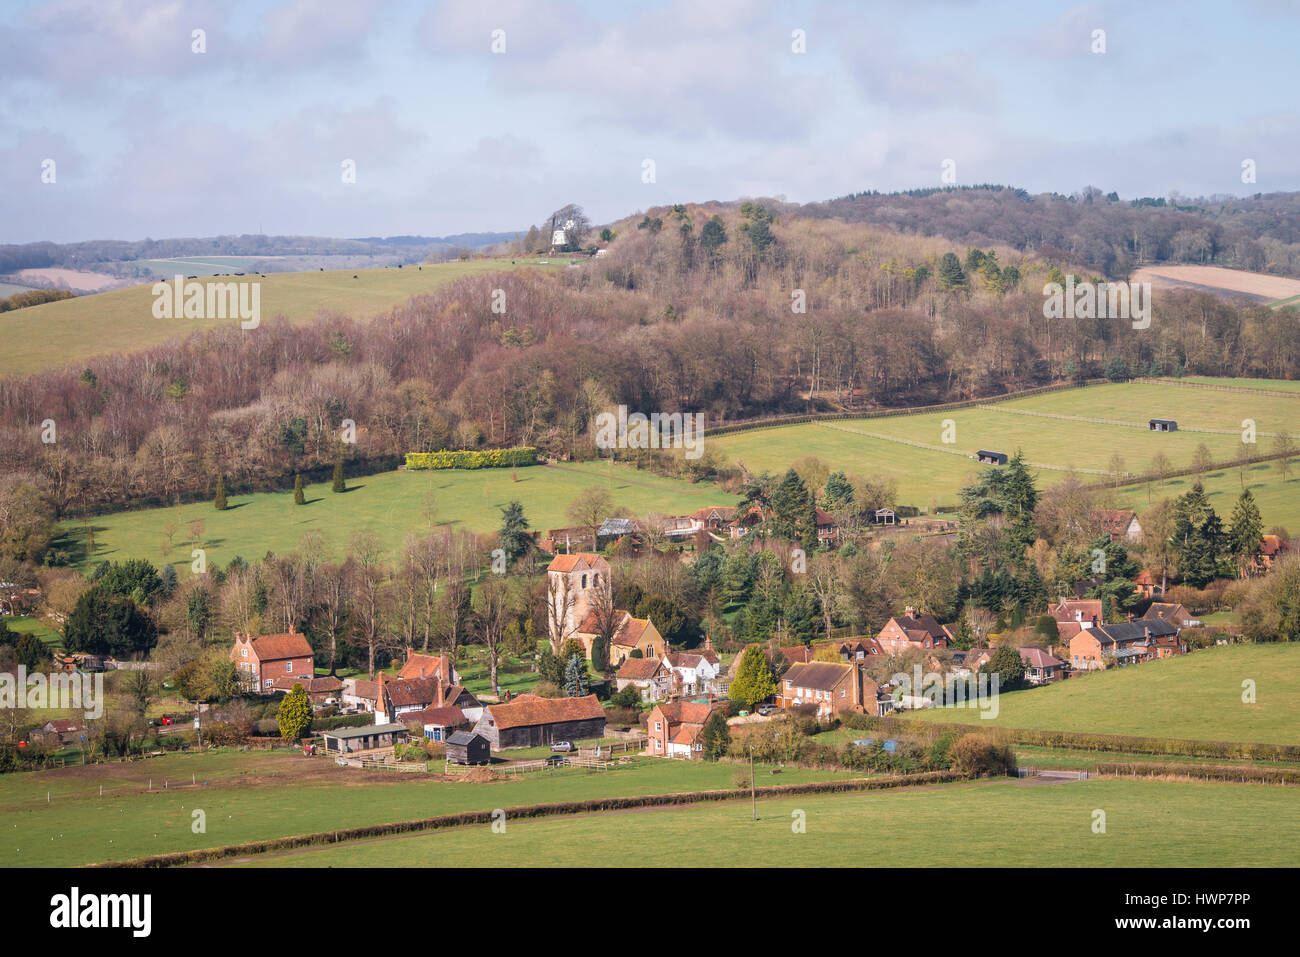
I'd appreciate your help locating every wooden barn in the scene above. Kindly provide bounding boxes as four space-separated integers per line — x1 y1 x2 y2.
472 694 607 750
1148 418 1178 432
321 722 408 755
977 450 1008 465
445 730 490 765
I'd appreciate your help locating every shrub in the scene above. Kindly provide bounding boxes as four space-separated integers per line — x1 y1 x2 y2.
949 734 1017 776
404 447 538 470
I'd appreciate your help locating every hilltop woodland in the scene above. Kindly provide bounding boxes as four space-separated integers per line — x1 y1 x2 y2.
4 196 1300 538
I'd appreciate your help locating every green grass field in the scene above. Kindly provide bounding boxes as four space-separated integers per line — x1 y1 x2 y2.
0 751 849 867
223 776 1300 867
0 615 61 648
1 259 561 378
710 381 1299 520
906 644 1300 744
61 461 735 575
1113 462 1299 534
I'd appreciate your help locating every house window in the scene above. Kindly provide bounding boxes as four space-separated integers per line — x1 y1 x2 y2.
240 648 247 657
582 574 588 589
286 661 293 673
655 722 661 731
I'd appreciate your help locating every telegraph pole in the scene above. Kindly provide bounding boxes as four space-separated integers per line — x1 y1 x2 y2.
749 745 757 821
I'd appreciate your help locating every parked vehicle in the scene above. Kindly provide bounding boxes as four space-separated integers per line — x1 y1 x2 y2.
757 704 775 716
544 755 569 767
550 740 574 752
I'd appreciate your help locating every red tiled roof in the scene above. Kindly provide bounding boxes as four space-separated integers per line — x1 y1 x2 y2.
783 661 852 692
45 719 82 733
486 694 606 730
247 633 313 661
398 653 449 680
402 705 466 727
655 700 719 725
612 616 651 648
577 608 631 636
1017 647 1064 669
547 553 605 572
780 645 814 665
385 677 443 708
689 506 737 521
617 657 664 680
270 676 341 693
350 679 380 701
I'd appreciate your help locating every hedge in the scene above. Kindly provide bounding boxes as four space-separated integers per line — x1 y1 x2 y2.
404 447 538 470
96 769 968 868
851 714 1300 762
1096 762 1300 786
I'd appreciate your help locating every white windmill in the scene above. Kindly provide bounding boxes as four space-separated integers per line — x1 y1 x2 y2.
550 216 575 251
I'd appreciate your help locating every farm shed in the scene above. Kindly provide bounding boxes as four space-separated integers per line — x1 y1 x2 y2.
473 693 606 750
445 731 490 765
976 450 1008 465
871 508 897 526
1148 418 1178 432
321 722 408 755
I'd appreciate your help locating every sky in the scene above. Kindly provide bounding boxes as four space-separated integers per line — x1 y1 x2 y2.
1 0 1297 244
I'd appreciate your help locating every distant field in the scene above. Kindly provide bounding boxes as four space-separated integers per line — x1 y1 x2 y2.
61 461 734 575
906 644 1300 745
0 259 561 378
0 281 36 298
1132 264 1300 306
710 381 1299 517
1173 375 1300 393
0 615 61 648
225 777 1300 868
0 751 849 867
1114 461 1299 534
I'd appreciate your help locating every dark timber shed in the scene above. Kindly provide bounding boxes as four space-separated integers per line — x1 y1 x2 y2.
445 730 490 765
1149 419 1178 432
976 450 1009 465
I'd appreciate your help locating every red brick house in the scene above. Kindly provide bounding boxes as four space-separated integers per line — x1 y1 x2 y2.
875 610 951 654
1017 647 1065 684
646 699 723 758
230 628 314 693
778 661 883 718
1143 602 1197 629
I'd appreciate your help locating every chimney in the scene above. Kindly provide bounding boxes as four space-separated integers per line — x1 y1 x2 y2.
440 653 451 684
904 606 916 619
288 622 295 634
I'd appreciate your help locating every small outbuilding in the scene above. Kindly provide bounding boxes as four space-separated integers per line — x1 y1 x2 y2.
1148 418 1178 432
445 731 490 765
870 508 897 526
321 722 408 754
976 450 1008 465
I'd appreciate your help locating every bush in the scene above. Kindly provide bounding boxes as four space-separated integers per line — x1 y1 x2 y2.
532 681 562 699
405 447 538 470
949 734 1017 776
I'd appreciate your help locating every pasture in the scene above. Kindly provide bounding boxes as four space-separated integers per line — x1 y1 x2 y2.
224 776 1300 868
905 643 1300 745
709 380 1299 522
62 461 733 575
0 750 849 867
0 258 562 378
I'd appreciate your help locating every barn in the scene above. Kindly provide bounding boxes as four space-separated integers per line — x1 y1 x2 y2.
445 730 490 765
1149 418 1178 432
976 450 1008 465
472 694 607 750
321 722 408 755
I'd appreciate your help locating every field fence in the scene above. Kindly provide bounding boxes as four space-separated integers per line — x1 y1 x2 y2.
1138 377 1300 398
974 404 1279 439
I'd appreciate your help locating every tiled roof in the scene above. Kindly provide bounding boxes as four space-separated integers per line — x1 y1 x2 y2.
617 657 664 680
1093 619 1178 646
270 675 341 693
403 705 466 727
398 653 449 680
248 633 313 661
385 677 443 707
547 553 604 572
655 700 719 725
612 616 651 648
350 679 380 701
1017 647 1064 669
784 661 851 691
485 694 606 730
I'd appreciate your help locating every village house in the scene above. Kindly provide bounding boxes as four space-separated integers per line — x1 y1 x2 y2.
29 718 85 748
1133 569 1164 600
404 705 470 741
777 661 883 719
375 673 480 725
814 507 840 544
397 651 460 685
1069 619 1180 670
472 693 606 750
663 638 722 695
341 678 380 713
875 609 952 654
615 656 672 702
1092 508 1143 543
1143 602 1198 630
1257 535 1291 572
269 674 342 707
229 627 314 693
646 699 723 758
1018 647 1065 685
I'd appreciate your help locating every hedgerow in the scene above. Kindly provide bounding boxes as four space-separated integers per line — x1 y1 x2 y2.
404 447 538 470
